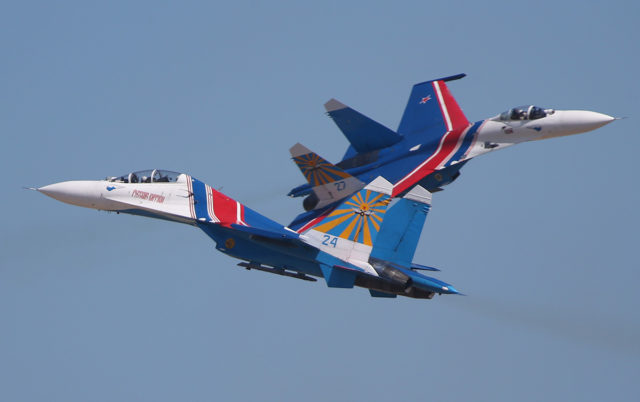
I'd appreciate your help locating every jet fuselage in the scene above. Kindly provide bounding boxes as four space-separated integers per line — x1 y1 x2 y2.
290 109 614 200
35 171 456 299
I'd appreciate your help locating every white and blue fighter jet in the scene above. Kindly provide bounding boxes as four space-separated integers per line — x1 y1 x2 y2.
34 170 456 299
287 74 616 213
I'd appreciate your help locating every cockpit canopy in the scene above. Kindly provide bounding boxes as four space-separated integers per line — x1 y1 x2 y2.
497 105 553 121
107 169 185 184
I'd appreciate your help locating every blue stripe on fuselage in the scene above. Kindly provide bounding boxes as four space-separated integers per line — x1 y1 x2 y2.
191 178 209 221
447 120 482 166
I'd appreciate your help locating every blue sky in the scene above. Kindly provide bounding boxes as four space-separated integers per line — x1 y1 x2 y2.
2 1 639 401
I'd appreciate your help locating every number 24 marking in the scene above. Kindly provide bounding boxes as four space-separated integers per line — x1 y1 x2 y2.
322 234 338 248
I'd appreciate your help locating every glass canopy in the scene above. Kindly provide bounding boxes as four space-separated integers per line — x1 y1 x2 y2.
107 169 185 183
497 105 553 121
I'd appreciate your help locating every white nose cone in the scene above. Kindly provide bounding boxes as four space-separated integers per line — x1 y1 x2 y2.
38 181 104 209
554 110 615 136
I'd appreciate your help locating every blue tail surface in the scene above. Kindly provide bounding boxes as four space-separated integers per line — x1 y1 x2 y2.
369 185 460 295
369 185 432 267
324 98 403 153
397 73 469 138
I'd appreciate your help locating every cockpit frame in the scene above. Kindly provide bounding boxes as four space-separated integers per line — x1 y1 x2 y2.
107 169 185 184
496 105 553 121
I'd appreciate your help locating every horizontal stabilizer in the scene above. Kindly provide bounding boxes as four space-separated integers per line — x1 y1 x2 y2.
287 183 313 198
325 98 403 153
392 264 459 294
388 262 440 273
410 263 440 272
230 223 299 240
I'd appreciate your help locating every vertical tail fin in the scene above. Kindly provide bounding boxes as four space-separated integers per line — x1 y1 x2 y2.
290 143 365 209
300 177 393 265
366 185 461 296
370 185 433 268
397 74 469 137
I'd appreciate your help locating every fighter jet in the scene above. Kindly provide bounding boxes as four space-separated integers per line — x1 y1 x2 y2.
288 74 615 212
33 169 457 299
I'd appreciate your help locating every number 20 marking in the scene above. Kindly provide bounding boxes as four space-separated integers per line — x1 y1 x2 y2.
322 234 338 248
334 181 346 191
